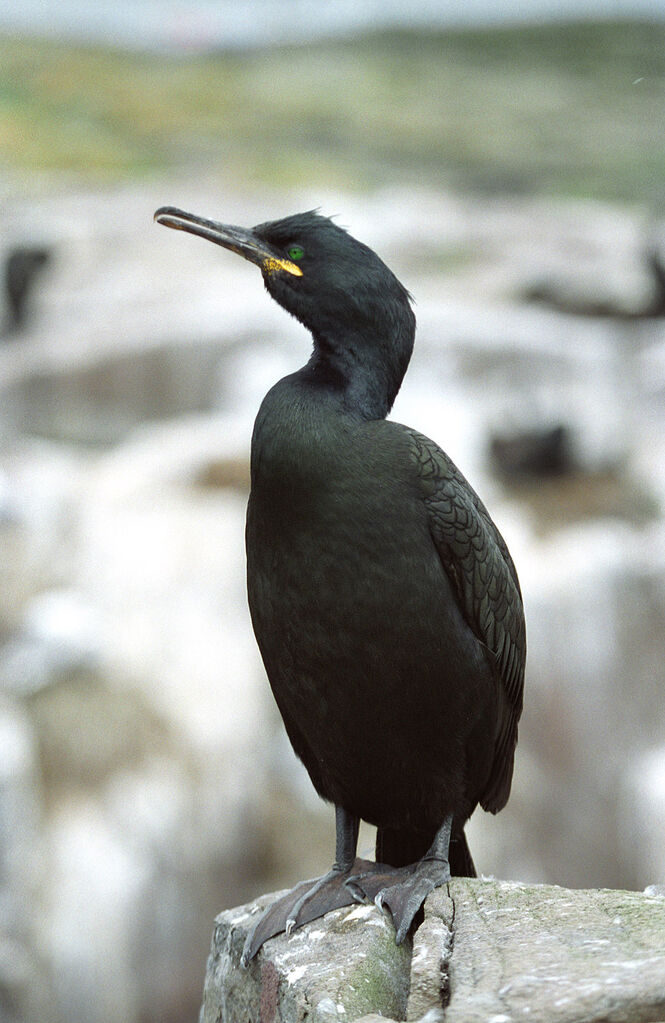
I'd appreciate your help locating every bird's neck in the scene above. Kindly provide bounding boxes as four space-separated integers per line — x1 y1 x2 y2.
307 323 413 421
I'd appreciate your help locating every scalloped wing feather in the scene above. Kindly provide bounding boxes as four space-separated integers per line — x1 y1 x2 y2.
407 428 526 813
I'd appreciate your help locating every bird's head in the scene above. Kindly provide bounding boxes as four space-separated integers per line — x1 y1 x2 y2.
154 206 416 416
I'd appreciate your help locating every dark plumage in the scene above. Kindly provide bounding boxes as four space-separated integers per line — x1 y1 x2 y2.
154 205 526 960
3 246 50 335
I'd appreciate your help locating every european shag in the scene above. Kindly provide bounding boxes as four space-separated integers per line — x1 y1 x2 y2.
154 205 526 963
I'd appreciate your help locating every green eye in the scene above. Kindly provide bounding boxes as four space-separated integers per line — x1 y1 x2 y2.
287 245 304 261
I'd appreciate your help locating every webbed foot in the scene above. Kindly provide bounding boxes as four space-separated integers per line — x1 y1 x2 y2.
349 814 454 944
241 857 373 966
350 857 450 943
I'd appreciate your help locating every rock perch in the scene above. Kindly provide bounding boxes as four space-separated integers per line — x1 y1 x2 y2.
199 877 665 1023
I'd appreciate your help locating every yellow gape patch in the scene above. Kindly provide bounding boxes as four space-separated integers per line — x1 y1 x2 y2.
263 257 303 277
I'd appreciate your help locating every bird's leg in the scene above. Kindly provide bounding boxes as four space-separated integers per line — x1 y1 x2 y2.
241 806 363 966
349 815 453 945
284 806 360 931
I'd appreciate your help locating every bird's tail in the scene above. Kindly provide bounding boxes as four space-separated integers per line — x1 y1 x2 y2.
375 824 477 877
448 829 476 877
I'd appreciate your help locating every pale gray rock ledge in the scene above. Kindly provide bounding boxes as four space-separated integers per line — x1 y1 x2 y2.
199 878 665 1023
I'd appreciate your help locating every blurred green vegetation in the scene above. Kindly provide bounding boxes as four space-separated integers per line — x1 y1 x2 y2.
2 19 664 199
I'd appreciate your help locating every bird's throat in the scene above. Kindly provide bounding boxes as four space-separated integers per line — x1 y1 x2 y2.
310 326 411 421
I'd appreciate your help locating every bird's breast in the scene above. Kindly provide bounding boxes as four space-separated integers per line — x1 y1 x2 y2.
246 409 452 668
249 401 414 555
245 398 497 821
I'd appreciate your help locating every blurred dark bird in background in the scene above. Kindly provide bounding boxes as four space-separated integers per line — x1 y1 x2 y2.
524 244 665 319
154 205 526 963
2 245 51 335
490 423 574 481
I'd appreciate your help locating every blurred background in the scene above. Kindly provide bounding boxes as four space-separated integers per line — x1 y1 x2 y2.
1 1 665 1021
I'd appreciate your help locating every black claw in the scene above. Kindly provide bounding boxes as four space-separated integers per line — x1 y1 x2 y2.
343 877 369 903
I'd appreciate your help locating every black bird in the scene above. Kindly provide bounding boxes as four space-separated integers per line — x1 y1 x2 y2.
2 245 50 336
154 206 526 962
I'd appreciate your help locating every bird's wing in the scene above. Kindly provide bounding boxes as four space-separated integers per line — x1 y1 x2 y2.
407 428 526 813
